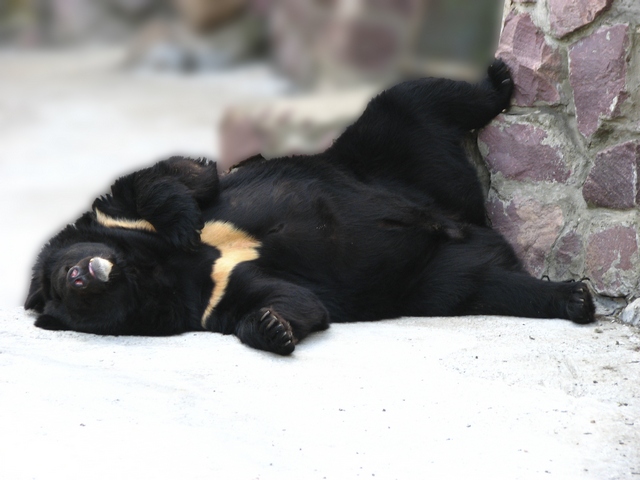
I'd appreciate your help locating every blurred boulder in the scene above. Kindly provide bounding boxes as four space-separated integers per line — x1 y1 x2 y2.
267 0 502 88
267 0 427 88
173 0 248 32
11 0 167 45
107 0 163 18
219 86 376 171
125 7 264 71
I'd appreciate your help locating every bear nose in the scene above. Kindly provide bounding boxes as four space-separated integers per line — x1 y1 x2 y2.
67 267 87 288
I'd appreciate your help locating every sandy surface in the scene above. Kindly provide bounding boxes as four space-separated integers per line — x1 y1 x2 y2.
2 309 639 479
0 48 639 480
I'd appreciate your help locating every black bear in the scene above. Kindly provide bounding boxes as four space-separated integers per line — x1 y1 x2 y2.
25 60 595 355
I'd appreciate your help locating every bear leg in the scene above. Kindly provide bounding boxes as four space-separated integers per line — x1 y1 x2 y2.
463 269 596 324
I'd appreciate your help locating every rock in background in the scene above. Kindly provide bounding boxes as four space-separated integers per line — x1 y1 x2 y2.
218 0 436 170
219 0 503 169
11 0 168 45
479 0 640 318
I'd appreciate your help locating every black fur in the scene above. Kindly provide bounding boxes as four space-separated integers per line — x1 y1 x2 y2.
25 60 595 355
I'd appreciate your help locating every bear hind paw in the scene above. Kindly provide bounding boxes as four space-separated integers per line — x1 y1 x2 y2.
564 282 596 324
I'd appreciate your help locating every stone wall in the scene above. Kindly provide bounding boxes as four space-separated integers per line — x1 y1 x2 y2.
479 0 640 319
479 0 640 324
218 0 640 323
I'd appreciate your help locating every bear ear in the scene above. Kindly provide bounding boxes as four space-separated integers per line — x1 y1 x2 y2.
156 157 220 208
24 277 45 312
34 314 69 331
194 160 220 208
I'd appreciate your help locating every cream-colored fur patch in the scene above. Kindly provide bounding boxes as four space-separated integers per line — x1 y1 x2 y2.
95 209 156 232
200 221 261 327
95 209 259 328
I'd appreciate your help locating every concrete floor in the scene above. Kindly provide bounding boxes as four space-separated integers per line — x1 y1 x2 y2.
0 48 639 480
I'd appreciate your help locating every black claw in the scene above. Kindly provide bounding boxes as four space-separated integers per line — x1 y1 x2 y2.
486 58 513 112
253 307 296 355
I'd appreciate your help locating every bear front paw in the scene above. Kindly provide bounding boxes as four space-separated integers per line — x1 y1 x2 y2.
235 308 296 355
256 308 296 355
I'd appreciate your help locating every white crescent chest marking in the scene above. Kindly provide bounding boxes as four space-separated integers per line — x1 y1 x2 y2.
199 222 261 327
94 210 260 328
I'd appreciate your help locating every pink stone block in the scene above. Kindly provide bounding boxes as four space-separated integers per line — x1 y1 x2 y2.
479 121 570 183
582 141 640 209
553 231 583 278
496 13 562 106
569 24 629 137
548 0 613 38
487 195 564 276
586 225 638 295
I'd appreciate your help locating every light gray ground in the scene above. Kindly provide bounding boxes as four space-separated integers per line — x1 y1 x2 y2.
0 48 638 480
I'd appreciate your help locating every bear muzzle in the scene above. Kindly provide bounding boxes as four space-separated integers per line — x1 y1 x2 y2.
66 257 113 289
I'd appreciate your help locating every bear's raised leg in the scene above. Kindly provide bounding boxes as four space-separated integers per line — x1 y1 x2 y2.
412 58 514 131
327 60 513 226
